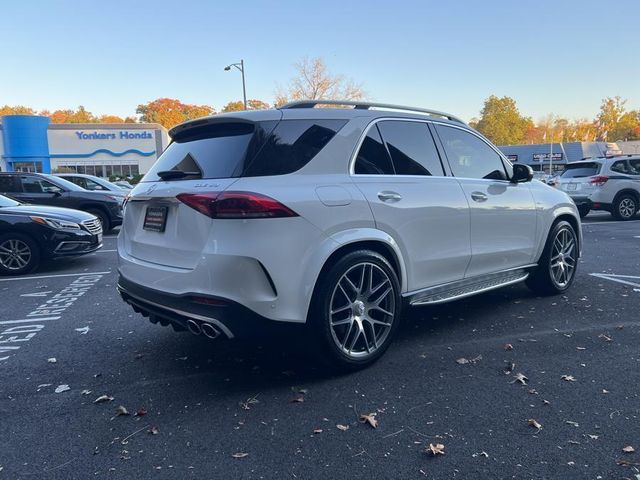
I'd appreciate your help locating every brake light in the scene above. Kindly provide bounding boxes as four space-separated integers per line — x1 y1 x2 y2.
589 175 609 186
176 191 298 219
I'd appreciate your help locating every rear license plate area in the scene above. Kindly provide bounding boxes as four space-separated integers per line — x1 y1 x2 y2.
143 206 168 232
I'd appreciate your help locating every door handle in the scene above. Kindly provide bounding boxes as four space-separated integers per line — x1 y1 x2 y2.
470 191 488 202
377 191 402 202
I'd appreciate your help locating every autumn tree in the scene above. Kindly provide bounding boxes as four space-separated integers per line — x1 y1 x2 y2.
48 106 96 123
98 114 125 123
471 96 533 145
0 105 36 116
274 57 366 106
221 99 270 113
136 98 215 129
596 96 640 141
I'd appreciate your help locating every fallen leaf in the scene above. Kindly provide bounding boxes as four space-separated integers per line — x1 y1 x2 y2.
148 426 159 435
617 459 640 466
359 413 378 428
94 394 114 404
456 358 469 365
290 395 305 403
566 421 579 427
135 408 147 417
576 347 586 351
623 446 635 453
472 451 489 458
528 419 543 431
603 389 610 394
427 443 445 455
543 400 551 406
598 333 612 342
115 406 130 416
568 440 581 445
81 389 92 395
240 395 259 410
528 389 538 395
232 452 248 459
511 373 528 385
561 375 577 382
588 434 599 440
504 343 513 351
336 424 349 431
504 361 515 374
75 326 90 335
313 429 323 434
54 384 70 394
47 357 57 363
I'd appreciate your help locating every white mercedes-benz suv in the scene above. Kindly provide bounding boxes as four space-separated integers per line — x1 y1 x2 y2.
117 100 582 369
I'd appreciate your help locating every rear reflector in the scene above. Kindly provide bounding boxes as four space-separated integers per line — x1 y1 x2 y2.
176 191 298 219
190 296 228 306
589 175 609 186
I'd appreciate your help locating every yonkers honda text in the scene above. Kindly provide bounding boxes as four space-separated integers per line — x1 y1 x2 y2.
117 100 581 370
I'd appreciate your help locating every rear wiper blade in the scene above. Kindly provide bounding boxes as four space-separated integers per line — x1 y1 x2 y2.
156 170 201 180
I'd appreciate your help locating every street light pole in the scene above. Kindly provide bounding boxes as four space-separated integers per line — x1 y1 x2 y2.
224 60 247 110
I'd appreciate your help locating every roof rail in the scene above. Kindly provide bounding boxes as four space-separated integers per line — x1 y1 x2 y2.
279 100 465 124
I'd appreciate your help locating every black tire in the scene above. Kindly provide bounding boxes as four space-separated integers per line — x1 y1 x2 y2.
526 220 578 296
0 232 41 276
87 209 110 232
611 194 638 221
308 250 402 371
577 205 590 218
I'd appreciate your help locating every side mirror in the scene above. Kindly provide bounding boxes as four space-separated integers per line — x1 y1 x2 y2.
511 164 533 183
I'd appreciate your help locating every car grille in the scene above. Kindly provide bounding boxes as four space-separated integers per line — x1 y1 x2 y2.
82 218 103 235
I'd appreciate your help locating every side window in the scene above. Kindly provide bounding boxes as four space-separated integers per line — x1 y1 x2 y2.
354 125 394 175
244 120 347 177
436 125 507 180
629 159 640 175
85 179 106 190
21 177 62 193
377 121 444 176
0 176 19 192
610 161 629 174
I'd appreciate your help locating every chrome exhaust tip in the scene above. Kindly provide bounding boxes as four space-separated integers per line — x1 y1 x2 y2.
186 319 202 335
201 322 220 339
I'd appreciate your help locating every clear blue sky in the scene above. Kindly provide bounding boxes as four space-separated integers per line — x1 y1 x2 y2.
2 0 638 122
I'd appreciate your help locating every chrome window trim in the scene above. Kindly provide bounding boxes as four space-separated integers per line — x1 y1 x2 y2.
348 117 448 178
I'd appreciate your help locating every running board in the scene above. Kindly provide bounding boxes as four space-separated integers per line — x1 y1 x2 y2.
407 267 533 306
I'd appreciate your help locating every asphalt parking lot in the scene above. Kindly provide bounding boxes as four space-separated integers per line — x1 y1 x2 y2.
1 213 639 480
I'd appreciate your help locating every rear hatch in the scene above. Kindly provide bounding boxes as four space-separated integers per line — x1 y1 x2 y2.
557 161 602 195
123 115 280 269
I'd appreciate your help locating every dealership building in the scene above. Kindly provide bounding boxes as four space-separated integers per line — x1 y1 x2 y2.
498 141 620 173
0 115 169 177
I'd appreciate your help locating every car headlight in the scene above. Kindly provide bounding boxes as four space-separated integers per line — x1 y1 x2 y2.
30 216 81 230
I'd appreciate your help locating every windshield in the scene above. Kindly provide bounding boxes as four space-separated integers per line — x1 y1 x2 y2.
46 175 85 191
560 162 601 179
0 194 20 207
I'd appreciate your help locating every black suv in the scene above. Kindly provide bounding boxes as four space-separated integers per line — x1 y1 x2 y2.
0 173 123 231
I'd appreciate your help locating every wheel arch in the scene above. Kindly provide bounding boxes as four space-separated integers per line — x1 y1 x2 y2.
613 188 640 204
304 230 407 321
551 209 582 258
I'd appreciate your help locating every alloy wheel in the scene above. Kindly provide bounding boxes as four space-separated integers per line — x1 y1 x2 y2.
329 262 396 358
549 227 576 288
0 239 32 271
618 198 636 219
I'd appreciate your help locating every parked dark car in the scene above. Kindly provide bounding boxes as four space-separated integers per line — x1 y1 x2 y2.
0 173 123 231
0 194 102 275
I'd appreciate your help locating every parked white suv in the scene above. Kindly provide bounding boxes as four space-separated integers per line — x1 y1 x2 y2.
117 100 582 369
557 156 640 220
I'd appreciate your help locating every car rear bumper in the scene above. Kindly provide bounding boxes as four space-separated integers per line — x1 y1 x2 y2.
117 275 283 339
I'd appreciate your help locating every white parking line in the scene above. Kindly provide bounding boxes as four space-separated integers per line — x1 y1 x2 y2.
590 273 640 289
0 271 111 282
0 317 60 325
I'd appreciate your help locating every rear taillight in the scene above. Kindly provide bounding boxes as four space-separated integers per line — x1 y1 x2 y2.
589 175 609 186
176 191 298 219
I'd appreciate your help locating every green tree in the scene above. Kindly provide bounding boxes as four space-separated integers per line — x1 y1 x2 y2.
274 56 366 107
473 96 532 145
221 99 270 113
596 96 640 141
136 98 215 128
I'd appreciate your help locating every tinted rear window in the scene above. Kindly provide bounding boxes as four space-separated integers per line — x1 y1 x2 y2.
143 119 345 181
561 162 601 178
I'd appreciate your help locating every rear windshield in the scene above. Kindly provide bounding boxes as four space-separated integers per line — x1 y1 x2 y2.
142 119 346 182
560 162 601 178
